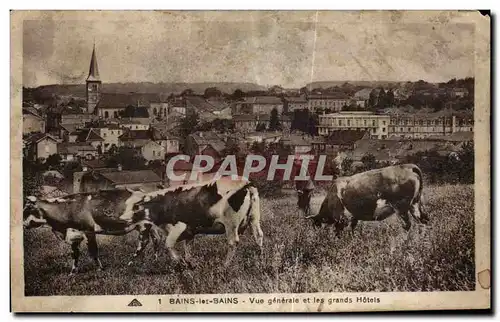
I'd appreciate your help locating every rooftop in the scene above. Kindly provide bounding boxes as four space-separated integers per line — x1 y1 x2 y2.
100 170 162 185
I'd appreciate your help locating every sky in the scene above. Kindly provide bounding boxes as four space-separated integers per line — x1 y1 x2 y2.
22 12 475 88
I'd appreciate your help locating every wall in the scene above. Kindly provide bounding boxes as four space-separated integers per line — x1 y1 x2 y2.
23 114 45 134
36 138 57 160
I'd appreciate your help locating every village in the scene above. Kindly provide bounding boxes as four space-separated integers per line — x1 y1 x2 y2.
22 45 475 198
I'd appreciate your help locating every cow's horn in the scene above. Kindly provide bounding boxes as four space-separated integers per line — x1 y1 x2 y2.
139 188 146 193
305 213 317 219
126 187 135 193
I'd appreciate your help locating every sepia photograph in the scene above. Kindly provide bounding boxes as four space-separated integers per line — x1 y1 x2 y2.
10 10 490 312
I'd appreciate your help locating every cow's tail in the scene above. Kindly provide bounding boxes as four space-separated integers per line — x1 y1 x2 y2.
410 164 429 224
410 164 424 205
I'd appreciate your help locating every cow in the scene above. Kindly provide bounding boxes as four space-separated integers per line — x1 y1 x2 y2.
124 177 263 267
22 189 153 275
299 164 428 234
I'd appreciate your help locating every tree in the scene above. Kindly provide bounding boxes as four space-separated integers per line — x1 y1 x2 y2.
377 88 387 108
386 89 395 107
231 89 245 101
179 112 200 137
204 87 223 99
307 113 318 136
106 147 147 170
45 154 62 169
341 157 353 176
181 88 194 97
222 139 241 157
299 86 309 96
62 161 83 180
361 153 377 171
368 89 378 107
458 141 474 184
268 108 281 131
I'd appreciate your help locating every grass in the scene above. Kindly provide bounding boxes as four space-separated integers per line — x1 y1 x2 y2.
23 184 475 296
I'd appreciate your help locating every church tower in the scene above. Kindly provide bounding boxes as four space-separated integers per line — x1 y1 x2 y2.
86 44 101 114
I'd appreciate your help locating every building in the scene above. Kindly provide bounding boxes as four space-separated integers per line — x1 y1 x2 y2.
232 96 284 115
184 131 227 157
119 118 150 131
281 135 313 155
76 169 163 193
450 88 469 98
233 114 269 132
141 141 167 161
58 142 98 161
149 101 169 119
283 96 308 112
307 93 351 112
243 132 282 145
387 110 474 139
24 133 59 161
86 44 101 114
90 121 123 151
312 130 369 153
318 111 390 139
74 128 105 151
23 107 45 134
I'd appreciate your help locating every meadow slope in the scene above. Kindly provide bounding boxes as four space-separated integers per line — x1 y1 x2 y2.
23 184 475 296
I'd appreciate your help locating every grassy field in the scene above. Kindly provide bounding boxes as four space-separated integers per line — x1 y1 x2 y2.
23 184 475 296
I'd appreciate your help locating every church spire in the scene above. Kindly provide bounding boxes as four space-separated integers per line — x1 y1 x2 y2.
87 43 100 81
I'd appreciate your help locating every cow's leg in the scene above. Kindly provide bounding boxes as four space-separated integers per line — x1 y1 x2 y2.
164 222 187 264
249 187 264 253
350 218 359 235
150 225 163 261
86 232 103 271
224 224 240 267
181 238 196 268
410 201 429 225
127 225 151 266
69 240 82 276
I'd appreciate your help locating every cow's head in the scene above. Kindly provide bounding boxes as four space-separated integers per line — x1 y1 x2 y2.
199 181 223 206
23 196 47 229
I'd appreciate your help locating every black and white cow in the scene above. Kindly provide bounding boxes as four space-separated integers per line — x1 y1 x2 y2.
124 177 263 267
299 164 428 233
23 189 152 275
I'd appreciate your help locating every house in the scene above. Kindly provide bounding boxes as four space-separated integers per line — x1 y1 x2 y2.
61 113 95 127
74 128 105 151
149 101 169 119
23 107 46 134
91 122 123 151
281 135 313 155
81 159 109 171
450 88 469 98
119 117 150 131
243 132 282 145
232 96 284 115
141 141 166 161
312 130 369 153
76 169 163 193
24 133 59 161
184 131 227 158
119 128 180 159
168 96 188 115
58 142 98 161
283 96 308 112
233 113 288 132
207 99 232 119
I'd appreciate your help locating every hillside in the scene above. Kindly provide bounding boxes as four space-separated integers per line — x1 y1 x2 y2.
24 82 267 102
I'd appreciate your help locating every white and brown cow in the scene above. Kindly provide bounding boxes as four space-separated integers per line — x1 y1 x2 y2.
125 177 263 267
299 164 428 233
23 189 152 275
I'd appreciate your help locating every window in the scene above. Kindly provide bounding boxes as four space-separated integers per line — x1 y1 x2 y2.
372 128 376 133
383 121 386 126
364 120 367 126
400 127 403 132
372 120 376 126
382 128 386 132
339 119 343 126
104 111 109 118
347 120 351 126
408 128 411 132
